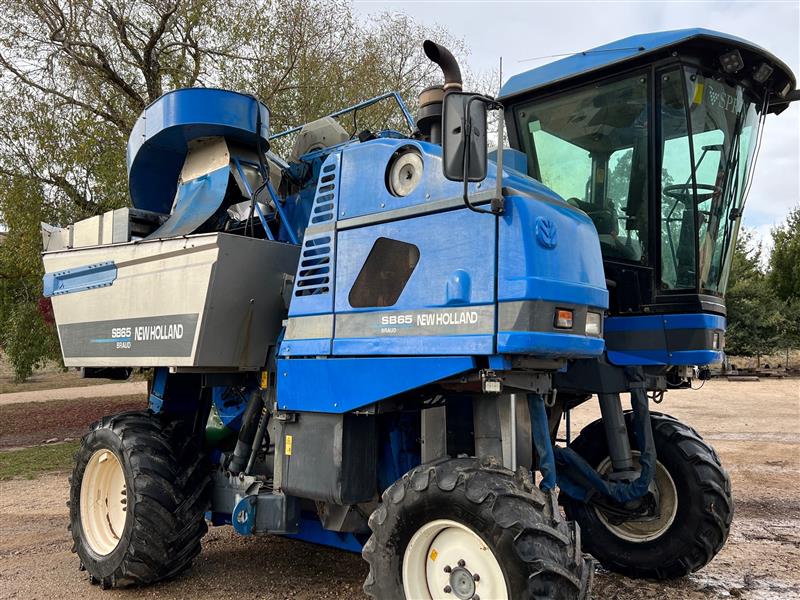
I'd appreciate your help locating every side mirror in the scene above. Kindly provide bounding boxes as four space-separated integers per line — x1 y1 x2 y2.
442 92 488 182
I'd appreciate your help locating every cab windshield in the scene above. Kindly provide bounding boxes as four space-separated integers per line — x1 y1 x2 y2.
659 67 761 293
514 66 762 296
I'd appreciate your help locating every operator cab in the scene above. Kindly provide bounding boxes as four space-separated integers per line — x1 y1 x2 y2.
499 29 796 317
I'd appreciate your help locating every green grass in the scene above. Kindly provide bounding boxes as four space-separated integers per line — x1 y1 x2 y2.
0 441 79 480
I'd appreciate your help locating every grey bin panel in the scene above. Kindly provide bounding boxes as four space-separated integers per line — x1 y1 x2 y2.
43 233 299 369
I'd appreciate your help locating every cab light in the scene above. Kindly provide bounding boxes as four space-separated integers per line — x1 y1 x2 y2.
586 312 602 336
753 62 774 84
719 49 744 74
554 309 573 329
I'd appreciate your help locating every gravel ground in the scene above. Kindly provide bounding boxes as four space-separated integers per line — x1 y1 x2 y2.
0 379 798 599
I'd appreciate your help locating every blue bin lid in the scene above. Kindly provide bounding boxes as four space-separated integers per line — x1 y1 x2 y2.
126 88 270 214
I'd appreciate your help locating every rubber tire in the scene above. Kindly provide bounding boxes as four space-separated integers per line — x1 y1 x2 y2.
363 457 593 600
69 410 210 588
562 412 732 580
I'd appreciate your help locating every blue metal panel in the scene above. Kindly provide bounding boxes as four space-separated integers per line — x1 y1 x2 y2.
127 88 269 214
607 349 723 366
497 192 608 308
337 139 486 221
276 356 476 413
232 496 256 536
287 153 341 322
148 367 169 412
146 164 230 239
488 354 512 370
604 313 725 332
605 313 725 366
333 334 493 356
378 412 420 492
489 148 528 174
670 350 724 365
604 350 669 367
282 516 363 553
43 261 117 297
280 149 348 244
212 386 248 430
334 210 496 307
605 314 662 332
663 313 725 331
499 28 795 101
497 332 604 358
333 207 496 356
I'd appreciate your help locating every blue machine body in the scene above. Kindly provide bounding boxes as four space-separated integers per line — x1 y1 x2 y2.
276 137 608 414
113 27 794 553
496 28 797 371
127 88 270 214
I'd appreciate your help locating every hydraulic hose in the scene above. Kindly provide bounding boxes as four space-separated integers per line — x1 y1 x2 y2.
529 393 557 491
227 388 264 475
555 367 657 503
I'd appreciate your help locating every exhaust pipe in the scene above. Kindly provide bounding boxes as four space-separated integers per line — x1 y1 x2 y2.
417 41 463 144
423 40 463 91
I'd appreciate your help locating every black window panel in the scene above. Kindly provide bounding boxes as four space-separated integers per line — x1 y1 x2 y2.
349 237 420 308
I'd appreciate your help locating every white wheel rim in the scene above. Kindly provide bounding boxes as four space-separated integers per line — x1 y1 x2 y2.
80 449 128 555
403 519 508 600
594 451 678 542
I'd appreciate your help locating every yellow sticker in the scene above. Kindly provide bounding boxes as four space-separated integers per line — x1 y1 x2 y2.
260 371 269 389
693 82 705 105
429 549 438 562
285 434 293 456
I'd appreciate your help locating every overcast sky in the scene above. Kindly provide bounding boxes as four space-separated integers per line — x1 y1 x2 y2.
355 0 800 253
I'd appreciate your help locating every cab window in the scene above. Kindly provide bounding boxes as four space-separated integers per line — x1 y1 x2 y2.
515 73 650 263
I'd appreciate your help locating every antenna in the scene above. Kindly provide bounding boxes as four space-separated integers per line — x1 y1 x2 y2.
518 46 646 64
499 55 503 94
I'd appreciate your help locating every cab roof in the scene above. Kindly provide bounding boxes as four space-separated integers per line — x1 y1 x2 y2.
498 28 796 113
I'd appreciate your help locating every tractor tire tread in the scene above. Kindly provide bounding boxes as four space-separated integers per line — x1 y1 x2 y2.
565 412 731 580
70 410 209 588
363 457 593 600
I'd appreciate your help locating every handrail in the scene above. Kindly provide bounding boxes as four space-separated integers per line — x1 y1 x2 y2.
268 91 416 141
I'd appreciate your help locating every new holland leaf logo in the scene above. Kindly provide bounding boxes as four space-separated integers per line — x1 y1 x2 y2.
535 217 558 249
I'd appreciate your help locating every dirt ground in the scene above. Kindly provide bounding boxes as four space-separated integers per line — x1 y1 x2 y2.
0 395 146 448
0 379 797 599
0 364 125 395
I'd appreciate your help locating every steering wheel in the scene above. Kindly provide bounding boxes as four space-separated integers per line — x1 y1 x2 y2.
663 183 721 203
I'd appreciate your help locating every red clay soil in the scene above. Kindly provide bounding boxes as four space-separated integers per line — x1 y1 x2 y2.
0 395 147 448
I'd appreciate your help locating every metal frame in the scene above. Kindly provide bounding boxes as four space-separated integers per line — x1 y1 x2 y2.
269 92 416 142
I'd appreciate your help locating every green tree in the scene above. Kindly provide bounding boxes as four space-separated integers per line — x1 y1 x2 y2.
724 230 783 364
770 205 800 302
768 206 800 364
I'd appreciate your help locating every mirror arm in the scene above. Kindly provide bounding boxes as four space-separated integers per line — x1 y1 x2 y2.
462 96 504 215
492 105 505 214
